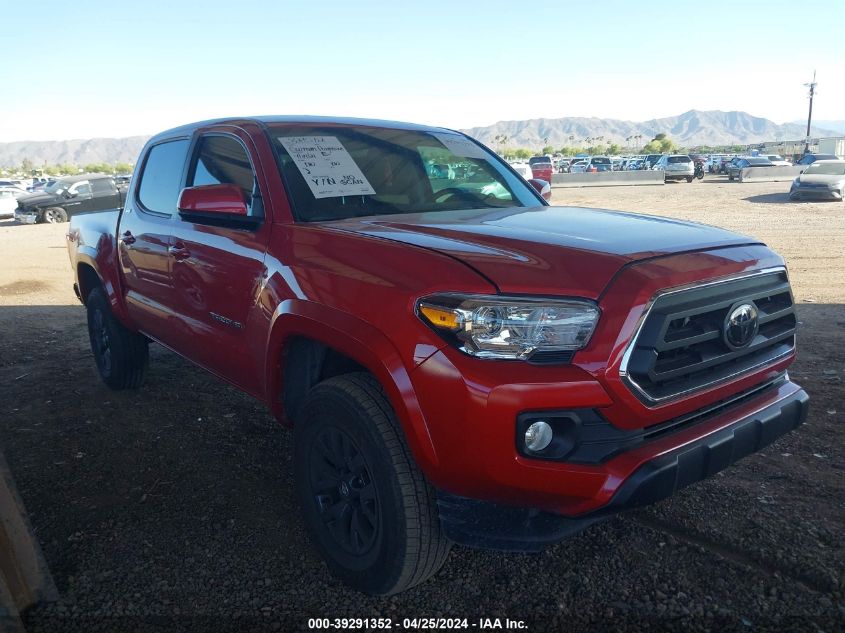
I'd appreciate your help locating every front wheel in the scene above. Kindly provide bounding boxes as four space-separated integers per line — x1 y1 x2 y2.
295 373 451 595
42 207 68 223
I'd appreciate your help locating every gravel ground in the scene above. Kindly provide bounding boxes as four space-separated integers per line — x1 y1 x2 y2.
0 178 843 632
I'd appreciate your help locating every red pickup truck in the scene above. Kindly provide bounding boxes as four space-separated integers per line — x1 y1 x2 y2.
67 116 807 596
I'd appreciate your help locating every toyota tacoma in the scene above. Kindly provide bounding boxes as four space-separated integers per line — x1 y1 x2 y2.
66 116 808 595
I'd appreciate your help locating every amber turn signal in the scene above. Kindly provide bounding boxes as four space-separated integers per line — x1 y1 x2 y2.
419 305 462 331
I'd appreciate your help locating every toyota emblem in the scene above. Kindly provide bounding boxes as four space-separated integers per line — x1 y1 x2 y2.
724 302 759 349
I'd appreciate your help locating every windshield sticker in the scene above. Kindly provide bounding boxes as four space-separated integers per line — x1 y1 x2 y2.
431 132 488 159
278 136 376 199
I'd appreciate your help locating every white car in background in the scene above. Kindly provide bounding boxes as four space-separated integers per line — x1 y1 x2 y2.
766 155 793 167
508 162 533 180
653 154 695 182
0 188 20 218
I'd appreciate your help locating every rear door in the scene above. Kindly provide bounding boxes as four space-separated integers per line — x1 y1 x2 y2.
118 138 190 343
89 178 121 212
167 130 273 393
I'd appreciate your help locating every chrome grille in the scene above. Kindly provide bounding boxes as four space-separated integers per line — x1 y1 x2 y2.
622 269 796 404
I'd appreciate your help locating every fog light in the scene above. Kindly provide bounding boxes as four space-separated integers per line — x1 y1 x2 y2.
524 421 553 452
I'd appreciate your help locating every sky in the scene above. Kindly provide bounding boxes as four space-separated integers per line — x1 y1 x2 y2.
2 0 843 142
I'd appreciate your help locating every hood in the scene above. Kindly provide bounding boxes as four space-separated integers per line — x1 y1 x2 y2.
323 206 759 298
16 192 57 208
799 173 845 186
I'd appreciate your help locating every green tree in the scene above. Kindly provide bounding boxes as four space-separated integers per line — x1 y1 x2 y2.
607 143 621 155
541 145 555 155
83 162 114 174
21 158 33 174
642 140 662 154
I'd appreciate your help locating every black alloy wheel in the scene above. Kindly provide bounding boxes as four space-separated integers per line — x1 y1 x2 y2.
90 304 112 375
309 426 379 557
294 373 451 595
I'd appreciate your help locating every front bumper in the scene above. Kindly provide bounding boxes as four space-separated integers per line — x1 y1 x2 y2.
15 210 38 224
791 186 842 201
438 384 808 551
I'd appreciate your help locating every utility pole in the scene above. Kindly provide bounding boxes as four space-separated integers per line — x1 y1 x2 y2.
804 70 817 155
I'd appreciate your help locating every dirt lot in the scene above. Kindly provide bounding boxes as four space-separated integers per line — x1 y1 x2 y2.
0 179 843 632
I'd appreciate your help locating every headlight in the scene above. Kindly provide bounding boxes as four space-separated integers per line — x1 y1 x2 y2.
417 294 600 360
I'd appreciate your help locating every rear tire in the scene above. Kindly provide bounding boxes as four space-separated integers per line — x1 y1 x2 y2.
42 207 68 223
86 287 148 389
728 174 734 181
294 372 451 595
686 176 693 183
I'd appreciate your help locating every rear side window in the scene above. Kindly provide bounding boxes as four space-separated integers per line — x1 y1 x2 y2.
188 135 257 212
137 139 190 215
90 178 114 194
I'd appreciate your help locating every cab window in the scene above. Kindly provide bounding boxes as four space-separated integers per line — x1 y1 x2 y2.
69 181 91 196
90 178 114 194
137 139 191 216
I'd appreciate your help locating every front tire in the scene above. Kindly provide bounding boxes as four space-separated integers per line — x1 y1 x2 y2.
295 373 451 595
42 207 68 223
86 287 148 389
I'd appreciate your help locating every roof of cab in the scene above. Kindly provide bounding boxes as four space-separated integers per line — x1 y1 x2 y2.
148 115 455 144
60 173 114 183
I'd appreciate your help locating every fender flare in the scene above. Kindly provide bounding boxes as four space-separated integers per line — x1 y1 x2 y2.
264 299 440 474
74 245 132 326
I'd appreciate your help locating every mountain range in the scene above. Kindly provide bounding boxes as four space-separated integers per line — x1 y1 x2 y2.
1 110 842 167
461 110 841 149
0 136 149 169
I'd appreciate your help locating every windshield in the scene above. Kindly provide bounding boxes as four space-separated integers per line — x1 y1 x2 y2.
668 156 691 163
529 157 551 165
805 162 845 176
270 126 541 222
45 179 70 194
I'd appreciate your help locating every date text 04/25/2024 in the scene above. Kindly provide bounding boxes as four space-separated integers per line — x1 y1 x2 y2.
307 618 528 630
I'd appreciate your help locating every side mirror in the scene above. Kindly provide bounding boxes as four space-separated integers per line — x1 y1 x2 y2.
178 184 248 218
527 178 552 202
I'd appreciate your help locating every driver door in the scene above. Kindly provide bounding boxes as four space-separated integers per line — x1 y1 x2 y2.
64 180 93 214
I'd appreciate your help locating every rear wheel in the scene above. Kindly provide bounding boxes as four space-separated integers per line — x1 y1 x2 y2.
686 176 693 183
295 373 451 595
86 287 148 389
42 207 68 223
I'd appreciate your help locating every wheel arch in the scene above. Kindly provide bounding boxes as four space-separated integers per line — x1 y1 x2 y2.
74 248 132 325
265 300 440 474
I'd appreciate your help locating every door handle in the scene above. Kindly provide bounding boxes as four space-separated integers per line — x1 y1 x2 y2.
120 231 136 245
168 243 191 261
